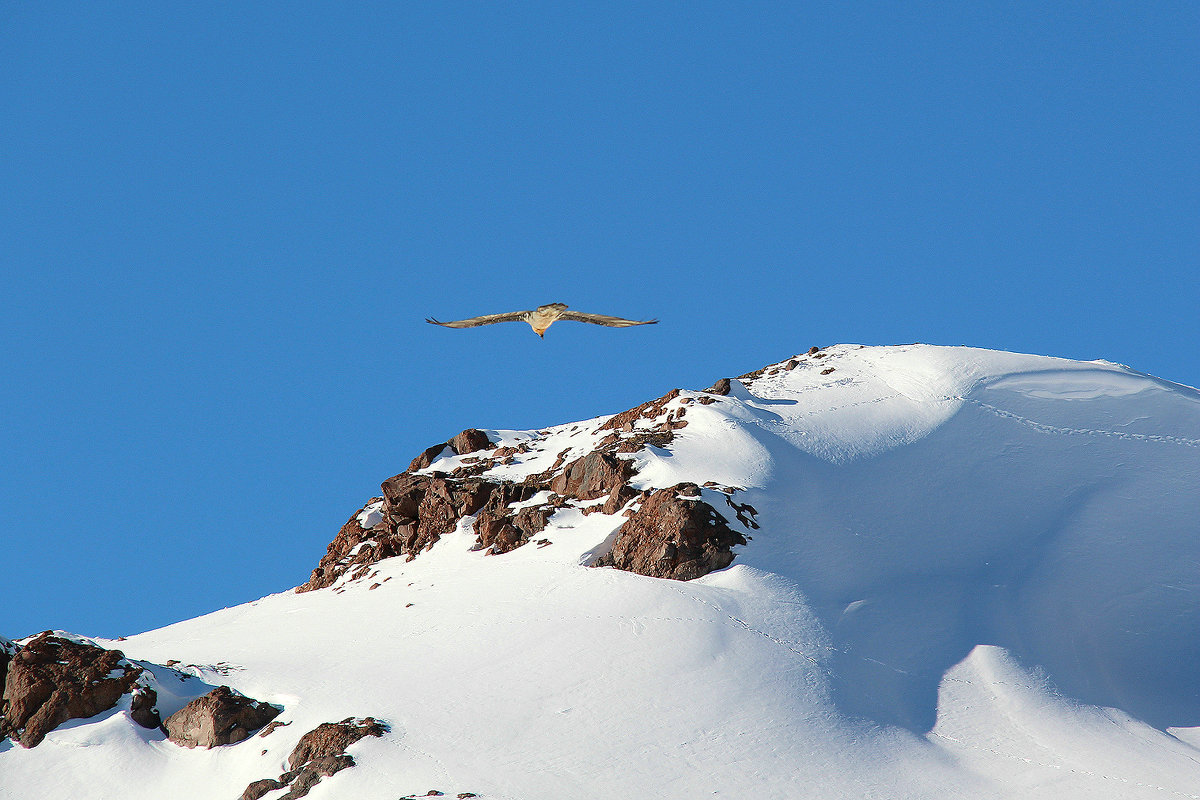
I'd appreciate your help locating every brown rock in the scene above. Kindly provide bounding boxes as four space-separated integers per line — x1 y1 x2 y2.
299 500 408 592
449 428 494 456
300 476 504 591
287 716 387 770
550 451 635 501
242 717 388 800
704 378 732 395
408 442 451 472
241 778 287 800
1 632 143 748
130 685 163 730
601 389 682 431
594 484 748 581
280 756 355 798
0 638 15 704
259 719 292 737
601 482 641 515
737 364 769 381
472 482 544 554
408 429 495 472
164 685 280 749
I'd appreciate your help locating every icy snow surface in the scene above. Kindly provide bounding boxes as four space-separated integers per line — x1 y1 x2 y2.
3 344 1200 800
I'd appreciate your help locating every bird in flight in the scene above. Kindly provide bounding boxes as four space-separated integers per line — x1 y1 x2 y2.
426 302 658 338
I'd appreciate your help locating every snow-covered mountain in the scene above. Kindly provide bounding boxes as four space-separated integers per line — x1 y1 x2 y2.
4 344 1200 800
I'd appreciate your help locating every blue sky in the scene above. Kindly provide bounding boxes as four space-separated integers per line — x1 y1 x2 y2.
2 2 1197 639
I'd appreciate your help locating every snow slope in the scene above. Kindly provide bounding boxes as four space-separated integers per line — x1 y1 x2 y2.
3 344 1199 800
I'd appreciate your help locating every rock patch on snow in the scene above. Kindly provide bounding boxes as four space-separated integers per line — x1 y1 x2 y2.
297 386 757 591
164 685 280 748
240 716 388 800
594 483 748 580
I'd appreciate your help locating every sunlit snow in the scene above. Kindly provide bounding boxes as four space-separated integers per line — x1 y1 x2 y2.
3 344 1199 799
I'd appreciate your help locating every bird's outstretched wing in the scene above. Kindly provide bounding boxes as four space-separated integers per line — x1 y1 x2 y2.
557 311 658 327
426 310 528 328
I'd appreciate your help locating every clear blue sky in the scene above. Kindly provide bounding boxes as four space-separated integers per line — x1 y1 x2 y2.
2 2 1197 639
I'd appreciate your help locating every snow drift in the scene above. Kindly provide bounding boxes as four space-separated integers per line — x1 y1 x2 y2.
3 344 1199 800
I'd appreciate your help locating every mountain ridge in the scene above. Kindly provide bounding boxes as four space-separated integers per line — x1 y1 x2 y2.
3 344 1199 800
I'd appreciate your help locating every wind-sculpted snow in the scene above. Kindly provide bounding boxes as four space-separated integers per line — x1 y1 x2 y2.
3 344 1199 799
711 347 1200 733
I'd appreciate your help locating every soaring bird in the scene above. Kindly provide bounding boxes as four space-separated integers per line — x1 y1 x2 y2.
426 303 658 338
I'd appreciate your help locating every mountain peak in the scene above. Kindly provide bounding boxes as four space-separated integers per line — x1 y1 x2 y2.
4 344 1200 799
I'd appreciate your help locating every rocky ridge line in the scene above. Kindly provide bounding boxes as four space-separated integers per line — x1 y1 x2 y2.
294 356 823 593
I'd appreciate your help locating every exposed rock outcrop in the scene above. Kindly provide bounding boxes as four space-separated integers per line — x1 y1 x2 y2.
240 717 389 800
408 428 495 471
472 482 552 554
705 377 732 395
550 451 635 500
0 633 144 748
299 471 553 590
595 484 749 580
164 685 280 748
299 382 757 591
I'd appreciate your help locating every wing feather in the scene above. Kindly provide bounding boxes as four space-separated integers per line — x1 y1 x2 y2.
557 311 658 327
426 310 528 328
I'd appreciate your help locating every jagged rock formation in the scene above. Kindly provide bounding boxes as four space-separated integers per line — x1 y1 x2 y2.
164 685 281 748
0 633 146 748
298 384 757 593
240 717 389 800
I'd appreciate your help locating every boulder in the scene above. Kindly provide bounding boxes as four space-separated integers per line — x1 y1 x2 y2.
595 483 748 580
129 685 163 731
164 685 280 748
448 428 494 456
550 451 635 501
407 429 495 471
0 632 142 748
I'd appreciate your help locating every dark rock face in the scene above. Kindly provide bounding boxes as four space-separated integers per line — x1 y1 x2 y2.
0 638 15 705
550 451 635 501
164 685 281 749
241 717 388 800
300 471 540 591
472 482 551 554
595 483 748 581
129 685 163 731
0 632 143 748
